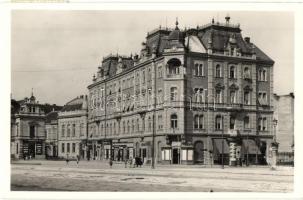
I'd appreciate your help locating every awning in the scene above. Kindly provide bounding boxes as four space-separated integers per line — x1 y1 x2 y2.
213 139 229 154
242 139 261 154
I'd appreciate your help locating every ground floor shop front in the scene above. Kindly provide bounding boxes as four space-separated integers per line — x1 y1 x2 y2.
11 139 45 159
84 134 273 166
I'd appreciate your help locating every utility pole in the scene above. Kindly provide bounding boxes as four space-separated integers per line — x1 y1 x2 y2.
151 59 157 169
221 115 224 169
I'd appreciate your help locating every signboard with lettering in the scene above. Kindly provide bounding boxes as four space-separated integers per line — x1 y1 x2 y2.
23 143 28 155
36 143 42 155
171 142 181 147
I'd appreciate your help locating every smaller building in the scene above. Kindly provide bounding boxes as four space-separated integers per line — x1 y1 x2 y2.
11 92 62 160
58 95 88 159
45 111 59 158
273 93 294 165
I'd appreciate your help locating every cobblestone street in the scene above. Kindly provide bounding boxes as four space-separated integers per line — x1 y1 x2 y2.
11 160 293 192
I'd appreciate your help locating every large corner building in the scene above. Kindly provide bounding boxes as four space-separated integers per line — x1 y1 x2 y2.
87 16 275 166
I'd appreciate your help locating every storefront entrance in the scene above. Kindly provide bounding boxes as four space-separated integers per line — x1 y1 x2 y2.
172 148 179 164
28 142 35 158
194 141 204 164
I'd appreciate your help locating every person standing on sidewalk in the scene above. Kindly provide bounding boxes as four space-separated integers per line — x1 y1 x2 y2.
76 155 80 166
109 159 113 168
66 154 69 165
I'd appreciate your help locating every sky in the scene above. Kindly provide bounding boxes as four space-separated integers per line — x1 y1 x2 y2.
11 11 294 105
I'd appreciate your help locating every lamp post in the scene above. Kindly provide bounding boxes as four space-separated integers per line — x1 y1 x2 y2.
271 118 279 170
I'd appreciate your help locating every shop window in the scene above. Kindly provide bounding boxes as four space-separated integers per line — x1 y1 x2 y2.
161 148 171 161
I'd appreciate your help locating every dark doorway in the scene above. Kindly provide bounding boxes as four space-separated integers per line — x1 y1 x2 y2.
194 141 204 164
172 149 179 164
28 142 35 158
30 126 35 138
142 148 147 163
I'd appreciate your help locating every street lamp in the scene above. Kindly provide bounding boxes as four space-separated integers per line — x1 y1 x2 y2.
273 118 278 143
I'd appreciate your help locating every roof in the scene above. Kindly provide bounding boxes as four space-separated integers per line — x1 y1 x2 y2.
61 96 87 112
45 111 58 123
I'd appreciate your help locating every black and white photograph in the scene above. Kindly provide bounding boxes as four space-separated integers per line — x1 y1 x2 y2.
1 4 302 199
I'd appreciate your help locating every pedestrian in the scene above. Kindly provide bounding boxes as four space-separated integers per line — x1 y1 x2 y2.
124 159 128 168
109 159 113 168
66 154 69 165
129 157 133 168
133 157 136 168
76 155 80 166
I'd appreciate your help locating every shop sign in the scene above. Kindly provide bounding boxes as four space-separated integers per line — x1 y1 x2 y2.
171 141 181 147
36 143 42 155
23 143 29 154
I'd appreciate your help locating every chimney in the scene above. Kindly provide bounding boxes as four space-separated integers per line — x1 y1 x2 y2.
244 37 250 43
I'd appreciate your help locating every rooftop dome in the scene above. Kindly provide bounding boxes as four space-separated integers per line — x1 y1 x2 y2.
168 20 183 41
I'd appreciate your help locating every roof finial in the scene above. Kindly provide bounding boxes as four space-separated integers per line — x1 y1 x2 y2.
31 88 34 97
175 17 179 30
225 13 230 24
212 17 215 24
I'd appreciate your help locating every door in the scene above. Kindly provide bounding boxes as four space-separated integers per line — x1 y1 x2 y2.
194 141 204 164
172 149 179 164
28 142 35 158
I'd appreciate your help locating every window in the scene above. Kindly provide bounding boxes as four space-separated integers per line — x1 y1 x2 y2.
142 70 145 84
258 68 267 81
158 89 163 104
258 92 268 105
170 87 178 101
62 143 65 153
215 116 222 130
167 58 181 75
194 88 205 103
215 64 221 77
72 143 76 153
230 116 235 130
194 63 204 76
171 114 178 129
113 122 116 135
244 91 250 105
161 148 171 161
67 143 70 153
30 125 35 138
215 90 223 103
194 115 204 129
148 68 152 81
123 121 125 134
230 90 237 104
229 66 236 78
244 67 250 79
67 124 70 137
258 117 267 131
80 123 84 136
132 120 134 134
137 118 140 132
148 116 152 131
127 121 130 134
72 124 76 137
158 115 163 130
244 116 250 129
158 66 163 78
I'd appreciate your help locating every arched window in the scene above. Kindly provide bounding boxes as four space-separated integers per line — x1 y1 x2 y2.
244 67 250 79
194 63 204 76
215 64 221 77
194 63 199 76
229 66 236 78
171 114 178 129
215 115 222 130
123 121 125 134
230 90 237 104
170 87 178 101
167 58 181 75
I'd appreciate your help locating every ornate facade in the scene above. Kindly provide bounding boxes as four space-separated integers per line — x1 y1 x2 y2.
86 16 275 165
